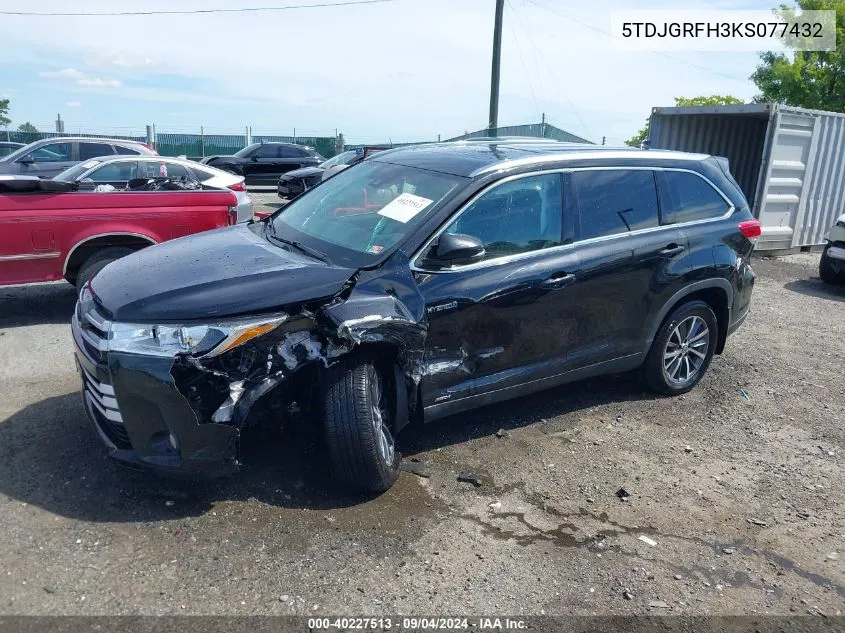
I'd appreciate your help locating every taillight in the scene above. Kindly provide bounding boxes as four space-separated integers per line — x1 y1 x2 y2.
228 181 246 192
738 219 761 238
228 207 238 225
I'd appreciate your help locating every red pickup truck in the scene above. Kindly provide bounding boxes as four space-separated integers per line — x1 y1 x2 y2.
0 177 239 290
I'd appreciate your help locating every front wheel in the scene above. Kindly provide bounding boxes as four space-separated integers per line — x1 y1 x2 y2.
643 300 718 395
819 248 845 285
75 247 135 294
322 356 401 493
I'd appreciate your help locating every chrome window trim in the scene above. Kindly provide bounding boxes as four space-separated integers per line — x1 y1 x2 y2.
410 166 735 274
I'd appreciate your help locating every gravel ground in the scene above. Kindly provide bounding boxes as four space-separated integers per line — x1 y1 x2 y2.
0 253 842 617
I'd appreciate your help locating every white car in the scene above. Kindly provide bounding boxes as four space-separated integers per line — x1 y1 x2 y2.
54 156 253 223
820 213 845 284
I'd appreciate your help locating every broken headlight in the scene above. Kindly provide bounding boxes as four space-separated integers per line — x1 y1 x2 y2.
108 316 286 358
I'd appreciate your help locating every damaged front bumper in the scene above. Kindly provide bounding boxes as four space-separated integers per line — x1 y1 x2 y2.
72 308 241 478
71 257 429 478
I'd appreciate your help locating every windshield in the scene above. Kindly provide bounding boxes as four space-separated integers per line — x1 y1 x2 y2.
55 160 102 182
320 150 358 169
271 160 465 266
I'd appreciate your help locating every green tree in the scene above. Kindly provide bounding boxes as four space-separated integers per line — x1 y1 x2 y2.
625 95 745 147
17 122 38 133
0 99 10 128
751 0 845 111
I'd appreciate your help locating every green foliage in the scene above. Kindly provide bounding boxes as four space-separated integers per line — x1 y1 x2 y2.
751 0 845 111
0 99 10 128
17 122 37 133
625 95 744 147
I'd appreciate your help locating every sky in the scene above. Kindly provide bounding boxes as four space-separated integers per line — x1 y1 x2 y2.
0 0 771 145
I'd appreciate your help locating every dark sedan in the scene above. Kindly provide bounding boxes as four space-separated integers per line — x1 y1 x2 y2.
200 142 324 186
277 146 388 200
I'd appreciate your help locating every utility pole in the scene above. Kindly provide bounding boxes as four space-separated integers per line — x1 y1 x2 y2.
602 136 606 146
487 0 505 136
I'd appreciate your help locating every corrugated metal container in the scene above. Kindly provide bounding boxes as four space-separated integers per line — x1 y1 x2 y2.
649 104 845 251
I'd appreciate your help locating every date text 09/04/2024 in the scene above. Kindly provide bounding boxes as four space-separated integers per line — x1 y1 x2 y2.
306 617 527 630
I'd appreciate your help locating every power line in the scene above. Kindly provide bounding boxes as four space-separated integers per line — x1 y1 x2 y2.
507 0 548 114
524 0 748 83
512 0 595 141
504 1 542 120
0 0 396 17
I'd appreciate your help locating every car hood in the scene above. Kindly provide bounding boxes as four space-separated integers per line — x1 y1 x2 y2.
90 224 356 322
279 166 324 181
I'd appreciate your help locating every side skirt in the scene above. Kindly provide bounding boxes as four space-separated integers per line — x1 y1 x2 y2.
423 353 644 422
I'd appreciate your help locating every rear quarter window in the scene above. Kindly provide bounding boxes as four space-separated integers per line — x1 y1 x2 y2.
114 144 142 156
572 169 659 240
659 171 731 224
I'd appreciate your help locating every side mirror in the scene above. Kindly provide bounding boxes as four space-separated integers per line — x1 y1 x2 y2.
250 156 260 162
426 232 485 268
17 155 34 165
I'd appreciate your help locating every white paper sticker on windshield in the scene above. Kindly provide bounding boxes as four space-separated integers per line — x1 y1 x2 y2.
377 192 433 223
82 160 100 169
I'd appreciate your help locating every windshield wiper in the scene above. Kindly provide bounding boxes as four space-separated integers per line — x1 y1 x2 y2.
266 225 332 265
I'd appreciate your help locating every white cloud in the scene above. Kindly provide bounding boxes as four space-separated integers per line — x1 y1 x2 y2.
66 101 82 107
40 68 85 80
40 67 122 89
88 51 159 70
76 77 122 88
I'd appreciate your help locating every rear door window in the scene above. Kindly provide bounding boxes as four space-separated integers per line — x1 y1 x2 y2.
279 146 302 158
660 171 731 224
79 142 116 160
572 169 659 240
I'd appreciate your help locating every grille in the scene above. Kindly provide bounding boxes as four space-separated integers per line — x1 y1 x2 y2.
74 294 131 449
76 300 110 362
79 360 131 448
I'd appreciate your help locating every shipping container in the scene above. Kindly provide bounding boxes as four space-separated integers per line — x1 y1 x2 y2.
648 104 845 251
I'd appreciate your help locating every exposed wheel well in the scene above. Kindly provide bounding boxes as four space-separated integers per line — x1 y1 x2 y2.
676 287 730 354
64 235 155 283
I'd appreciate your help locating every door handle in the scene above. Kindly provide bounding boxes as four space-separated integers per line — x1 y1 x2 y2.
540 272 576 289
659 243 685 257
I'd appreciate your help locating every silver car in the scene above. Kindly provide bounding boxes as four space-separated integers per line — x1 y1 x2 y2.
54 156 253 223
0 137 157 179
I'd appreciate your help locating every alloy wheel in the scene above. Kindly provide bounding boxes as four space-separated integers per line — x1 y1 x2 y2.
368 368 395 465
662 315 710 386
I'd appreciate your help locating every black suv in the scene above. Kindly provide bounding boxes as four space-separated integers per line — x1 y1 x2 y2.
72 141 758 492
200 142 324 186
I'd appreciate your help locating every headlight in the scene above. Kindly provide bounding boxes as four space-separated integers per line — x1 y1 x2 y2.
108 316 286 358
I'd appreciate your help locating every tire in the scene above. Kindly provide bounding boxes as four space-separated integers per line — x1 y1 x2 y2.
322 355 401 493
75 247 135 293
643 300 718 396
819 248 845 285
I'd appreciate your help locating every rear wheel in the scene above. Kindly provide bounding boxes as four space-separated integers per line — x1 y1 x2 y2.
819 247 845 285
322 355 400 493
75 247 134 293
643 300 718 395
